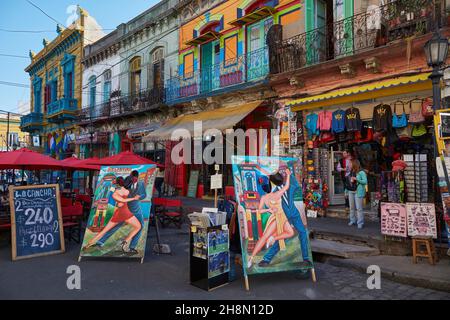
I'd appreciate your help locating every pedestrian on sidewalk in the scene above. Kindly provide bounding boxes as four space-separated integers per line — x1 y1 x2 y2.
347 159 368 229
337 149 352 211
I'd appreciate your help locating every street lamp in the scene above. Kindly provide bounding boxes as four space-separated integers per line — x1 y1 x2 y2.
424 30 449 111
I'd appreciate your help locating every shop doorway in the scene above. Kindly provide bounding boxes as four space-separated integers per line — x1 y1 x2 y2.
329 148 346 205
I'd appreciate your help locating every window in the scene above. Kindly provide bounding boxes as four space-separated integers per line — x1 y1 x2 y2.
33 78 42 114
129 56 141 95
103 69 112 103
150 48 164 88
183 53 194 79
224 35 238 66
279 9 300 26
89 76 96 111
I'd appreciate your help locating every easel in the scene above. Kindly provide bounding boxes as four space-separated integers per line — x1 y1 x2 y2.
243 266 317 291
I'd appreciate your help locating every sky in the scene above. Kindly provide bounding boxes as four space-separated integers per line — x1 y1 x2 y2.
0 0 159 115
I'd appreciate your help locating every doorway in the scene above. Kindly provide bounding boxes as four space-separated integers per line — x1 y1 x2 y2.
329 148 346 205
200 40 220 93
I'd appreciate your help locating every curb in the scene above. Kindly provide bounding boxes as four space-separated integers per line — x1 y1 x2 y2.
327 257 450 293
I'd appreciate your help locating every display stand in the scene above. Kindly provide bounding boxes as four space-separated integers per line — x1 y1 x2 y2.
189 225 229 291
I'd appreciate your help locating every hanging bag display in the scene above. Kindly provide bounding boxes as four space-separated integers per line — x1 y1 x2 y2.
392 101 408 128
421 97 434 117
411 123 427 137
408 98 425 124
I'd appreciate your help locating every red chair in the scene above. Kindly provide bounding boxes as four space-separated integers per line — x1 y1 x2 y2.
159 199 183 229
62 202 83 243
60 196 73 207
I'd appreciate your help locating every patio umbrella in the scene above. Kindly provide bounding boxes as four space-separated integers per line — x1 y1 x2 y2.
85 151 164 168
60 156 101 171
0 148 67 170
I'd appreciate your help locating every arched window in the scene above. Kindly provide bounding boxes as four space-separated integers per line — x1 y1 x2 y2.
103 69 112 103
129 56 141 95
149 48 164 89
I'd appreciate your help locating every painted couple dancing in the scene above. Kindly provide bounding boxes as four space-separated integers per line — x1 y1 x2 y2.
247 168 312 269
84 170 147 255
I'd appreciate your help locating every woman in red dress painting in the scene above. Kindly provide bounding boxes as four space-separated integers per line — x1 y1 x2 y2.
84 177 142 253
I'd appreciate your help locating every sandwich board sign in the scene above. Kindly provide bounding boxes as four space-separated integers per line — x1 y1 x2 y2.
9 184 65 261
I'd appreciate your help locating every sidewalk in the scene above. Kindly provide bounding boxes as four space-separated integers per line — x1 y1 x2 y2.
328 255 450 293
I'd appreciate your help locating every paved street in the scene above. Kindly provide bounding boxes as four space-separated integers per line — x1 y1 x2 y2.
1 226 449 300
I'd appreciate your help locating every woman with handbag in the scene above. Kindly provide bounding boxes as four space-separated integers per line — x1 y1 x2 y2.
347 159 368 229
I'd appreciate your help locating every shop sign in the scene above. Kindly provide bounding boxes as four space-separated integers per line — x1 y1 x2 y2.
406 202 437 239
439 110 450 140
380 202 407 237
75 132 108 145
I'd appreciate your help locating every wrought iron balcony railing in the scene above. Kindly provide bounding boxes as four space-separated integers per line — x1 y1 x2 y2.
47 98 78 118
165 46 269 104
20 112 43 131
78 86 165 122
270 0 444 74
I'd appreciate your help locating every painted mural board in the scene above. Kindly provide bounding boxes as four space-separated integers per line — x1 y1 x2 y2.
80 165 157 260
406 202 437 239
231 155 314 278
380 202 407 237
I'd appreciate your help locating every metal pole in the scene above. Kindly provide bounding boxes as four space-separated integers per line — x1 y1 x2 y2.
6 112 10 151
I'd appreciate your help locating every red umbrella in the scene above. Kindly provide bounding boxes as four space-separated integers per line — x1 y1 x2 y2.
60 156 101 171
0 148 67 170
85 151 163 168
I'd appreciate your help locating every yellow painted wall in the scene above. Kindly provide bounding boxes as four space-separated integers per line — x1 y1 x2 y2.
0 116 27 151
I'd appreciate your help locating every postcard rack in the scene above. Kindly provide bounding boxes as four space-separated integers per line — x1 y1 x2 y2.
189 224 230 291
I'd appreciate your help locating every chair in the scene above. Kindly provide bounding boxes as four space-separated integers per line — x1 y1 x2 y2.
60 196 73 207
62 202 83 243
159 199 183 229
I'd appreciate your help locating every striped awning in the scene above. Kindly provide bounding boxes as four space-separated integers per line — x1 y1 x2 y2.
288 73 432 111
143 101 263 142
185 31 221 46
229 7 275 27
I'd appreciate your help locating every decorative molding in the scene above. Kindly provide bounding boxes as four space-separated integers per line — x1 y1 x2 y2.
364 57 380 73
289 76 304 88
339 63 356 77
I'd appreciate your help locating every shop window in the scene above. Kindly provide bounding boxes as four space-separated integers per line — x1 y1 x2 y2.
183 53 194 79
129 56 142 95
224 34 238 67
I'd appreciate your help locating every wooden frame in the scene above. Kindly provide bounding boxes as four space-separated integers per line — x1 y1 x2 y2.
10 184 65 261
438 108 450 140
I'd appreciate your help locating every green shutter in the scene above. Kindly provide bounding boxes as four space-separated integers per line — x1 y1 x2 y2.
305 0 314 64
343 0 354 55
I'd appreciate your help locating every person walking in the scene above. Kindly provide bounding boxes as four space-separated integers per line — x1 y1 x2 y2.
337 149 352 211
347 159 368 229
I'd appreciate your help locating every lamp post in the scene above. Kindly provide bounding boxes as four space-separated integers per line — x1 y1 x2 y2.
424 30 449 111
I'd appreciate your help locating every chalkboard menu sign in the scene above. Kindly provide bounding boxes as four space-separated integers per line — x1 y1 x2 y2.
187 170 200 198
9 184 65 261
439 111 450 140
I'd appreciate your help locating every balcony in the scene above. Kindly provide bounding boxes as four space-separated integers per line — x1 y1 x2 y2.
46 98 78 122
77 86 165 123
20 112 43 132
271 0 444 75
165 46 269 104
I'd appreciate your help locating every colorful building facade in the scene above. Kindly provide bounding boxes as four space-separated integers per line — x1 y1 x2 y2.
21 6 104 159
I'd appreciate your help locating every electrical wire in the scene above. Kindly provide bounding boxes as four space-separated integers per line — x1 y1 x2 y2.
0 53 29 59
0 27 115 33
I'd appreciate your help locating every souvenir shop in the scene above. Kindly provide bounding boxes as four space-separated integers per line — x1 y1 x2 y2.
279 87 439 221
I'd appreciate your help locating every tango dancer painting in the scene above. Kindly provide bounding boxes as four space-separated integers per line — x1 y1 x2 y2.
231 155 314 278
80 165 157 259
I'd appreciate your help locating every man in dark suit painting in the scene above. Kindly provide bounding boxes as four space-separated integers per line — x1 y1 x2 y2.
95 170 147 255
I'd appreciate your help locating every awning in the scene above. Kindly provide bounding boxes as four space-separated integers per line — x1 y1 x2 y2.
143 100 263 141
185 31 221 46
127 123 161 140
288 73 432 111
229 6 275 27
